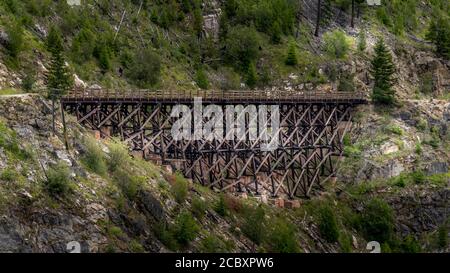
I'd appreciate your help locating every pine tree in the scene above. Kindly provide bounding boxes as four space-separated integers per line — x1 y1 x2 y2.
6 22 24 60
285 42 298 66
370 39 396 104
46 28 73 99
246 62 258 89
426 16 450 60
270 21 282 44
195 68 209 89
357 30 367 52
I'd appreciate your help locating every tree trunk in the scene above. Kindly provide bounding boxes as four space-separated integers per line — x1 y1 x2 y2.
52 97 56 135
351 0 355 28
61 102 69 151
315 0 322 37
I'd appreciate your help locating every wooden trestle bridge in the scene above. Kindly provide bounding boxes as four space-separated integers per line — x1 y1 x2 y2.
61 88 367 199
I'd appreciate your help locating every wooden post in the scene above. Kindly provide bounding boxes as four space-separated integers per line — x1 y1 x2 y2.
61 102 70 151
52 95 56 136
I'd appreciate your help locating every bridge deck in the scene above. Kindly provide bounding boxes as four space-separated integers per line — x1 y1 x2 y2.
61 89 368 104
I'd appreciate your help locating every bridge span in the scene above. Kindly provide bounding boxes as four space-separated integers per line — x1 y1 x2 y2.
62 88 368 198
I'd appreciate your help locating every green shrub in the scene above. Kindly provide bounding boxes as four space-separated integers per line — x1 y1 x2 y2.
416 118 427 131
0 168 17 182
129 240 145 253
359 199 394 243
399 235 421 253
218 67 241 90
126 49 161 88
82 137 107 175
5 22 24 60
339 233 353 253
323 30 350 59
155 222 178 250
22 71 36 92
318 205 340 243
387 125 404 136
173 211 199 246
45 162 72 197
223 26 260 71
113 169 144 200
195 68 209 89
214 194 227 216
338 74 355 92
107 141 129 172
437 224 448 249
415 143 422 155
191 197 207 220
410 170 426 184
285 42 298 66
241 206 266 245
245 62 258 88
199 235 227 253
171 173 188 203
266 219 300 253
358 30 367 52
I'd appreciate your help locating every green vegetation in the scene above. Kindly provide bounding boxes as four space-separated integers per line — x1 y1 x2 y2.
358 198 394 243
426 16 450 60
0 168 17 182
5 22 24 62
266 218 300 253
191 197 207 220
45 162 72 197
195 68 209 89
223 26 260 72
241 206 266 245
199 235 229 253
46 26 73 97
285 41 298 66
357 30 367 52
0 121 31 161
82 137 107 176
437 223 448 249
323 30 350 59
370 39 396 105
318 205 340 243
214 194 228 216
173 211 200 246
107 141 130 172
171 172 188 204
126 49 161 88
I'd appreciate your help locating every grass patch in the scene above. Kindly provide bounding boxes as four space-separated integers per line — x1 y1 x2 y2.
82 136 107 176
170 172 188 204
0 167 17 182
44 162 73 198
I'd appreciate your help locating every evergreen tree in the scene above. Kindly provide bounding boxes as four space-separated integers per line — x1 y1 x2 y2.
370 39 396 104
195 68 209 89
193 6 203 38
426 16 450 60
245 62 258 89
357 30 367 52
5 22 24 60
270 21 282 44
285 42 298 66
46 28 73 98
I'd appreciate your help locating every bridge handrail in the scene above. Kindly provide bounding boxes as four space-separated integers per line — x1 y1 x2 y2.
62 87 367 103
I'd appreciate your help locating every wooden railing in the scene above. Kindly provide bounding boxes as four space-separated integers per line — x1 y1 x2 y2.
61 88 368 103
